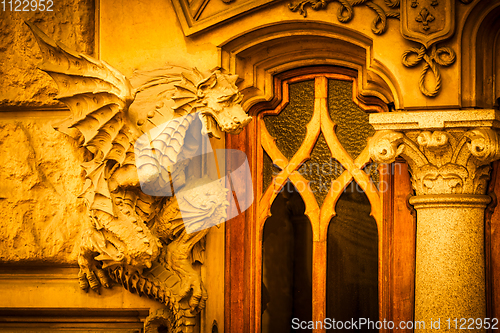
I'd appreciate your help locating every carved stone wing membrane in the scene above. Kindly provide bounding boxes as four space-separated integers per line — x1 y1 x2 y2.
26 21 137 215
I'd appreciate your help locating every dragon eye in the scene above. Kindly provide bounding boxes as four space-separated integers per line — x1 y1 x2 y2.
217 95 232 103
233 93 243 104
217 93 243 104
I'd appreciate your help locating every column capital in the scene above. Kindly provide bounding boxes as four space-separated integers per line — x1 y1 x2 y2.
369 109 500 195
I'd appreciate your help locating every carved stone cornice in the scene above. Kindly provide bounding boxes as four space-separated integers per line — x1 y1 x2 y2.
369 110 500 195
171 0 277 36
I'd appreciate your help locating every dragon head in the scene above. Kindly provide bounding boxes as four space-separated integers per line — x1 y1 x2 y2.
170 69 252 138
131 67 251 138
130 68 252 140
180 71 252 135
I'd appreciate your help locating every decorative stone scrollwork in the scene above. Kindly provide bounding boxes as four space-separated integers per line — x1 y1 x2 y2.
288 0 400 35
465 128 500 163
416 130 449 150
401 44 456 97
369 128 500 195
369 130 404 164
289 0 472 97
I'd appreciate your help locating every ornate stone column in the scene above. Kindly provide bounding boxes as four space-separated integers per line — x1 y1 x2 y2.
369 110 500 332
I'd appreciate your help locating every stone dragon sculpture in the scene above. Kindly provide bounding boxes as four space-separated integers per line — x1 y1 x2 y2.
27 22 251 332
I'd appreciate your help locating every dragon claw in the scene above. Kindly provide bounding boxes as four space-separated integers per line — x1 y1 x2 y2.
173 267 208 313
78 258 112 294
188 282 207 312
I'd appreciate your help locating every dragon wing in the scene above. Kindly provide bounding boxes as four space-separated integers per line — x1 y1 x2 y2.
28 23 224 217
27 22 136 215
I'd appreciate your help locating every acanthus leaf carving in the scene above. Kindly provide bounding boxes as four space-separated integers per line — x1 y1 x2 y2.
27 21 252 333
288 0 400 35
369 128 500 195
465 128 500 163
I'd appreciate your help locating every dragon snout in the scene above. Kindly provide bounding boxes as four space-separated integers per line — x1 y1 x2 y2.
236 114 252 128
224 114 252 134
208 104 252 134
232 114 251 125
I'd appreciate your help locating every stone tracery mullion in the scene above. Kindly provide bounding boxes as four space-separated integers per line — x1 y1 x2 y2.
258 79 322 227
317 77 382 227
321 118 379 199
352 149 382 220
259 75 383 237
271 96 321 192
258 125 290 227
288 172 321 236
260 125 289 170
258 74 387 331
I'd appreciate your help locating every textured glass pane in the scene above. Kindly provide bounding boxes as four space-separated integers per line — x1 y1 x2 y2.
327 79 375 159
364 162 380 189
263 150 279 192
262 183 313 333
327 183 378 332
264 80 315 160
299 133 344 206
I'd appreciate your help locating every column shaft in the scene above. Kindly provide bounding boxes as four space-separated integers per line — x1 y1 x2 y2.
411 195 489 332
369 110 500 332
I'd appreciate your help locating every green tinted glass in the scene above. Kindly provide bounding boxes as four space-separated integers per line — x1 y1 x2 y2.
327 79 375 159
263 150 280 191
264 80 315 160
300 133 343 205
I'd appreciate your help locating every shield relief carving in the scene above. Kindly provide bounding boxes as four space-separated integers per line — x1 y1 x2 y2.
401 0 455 48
